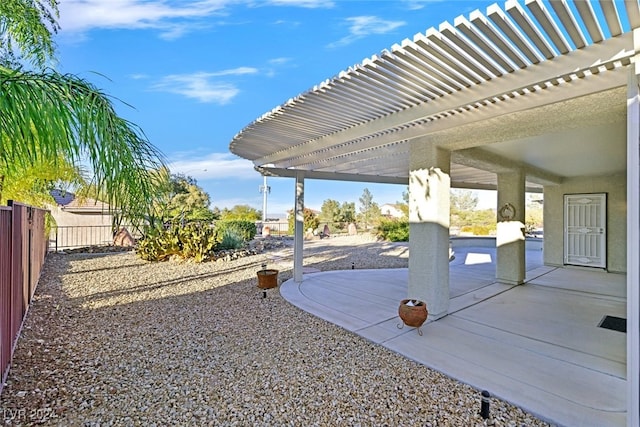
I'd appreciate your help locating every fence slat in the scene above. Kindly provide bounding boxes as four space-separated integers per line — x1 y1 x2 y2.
0 202 48 396
0 207 12 393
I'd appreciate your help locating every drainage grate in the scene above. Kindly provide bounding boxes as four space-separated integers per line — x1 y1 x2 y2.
598 315 627 333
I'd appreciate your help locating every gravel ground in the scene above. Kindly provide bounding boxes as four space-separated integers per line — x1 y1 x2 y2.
1 235 550 426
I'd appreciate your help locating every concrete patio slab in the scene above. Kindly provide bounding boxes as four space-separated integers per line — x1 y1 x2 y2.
280 246 627 427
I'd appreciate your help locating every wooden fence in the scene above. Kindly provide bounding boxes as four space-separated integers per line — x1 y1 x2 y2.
0 201 48 396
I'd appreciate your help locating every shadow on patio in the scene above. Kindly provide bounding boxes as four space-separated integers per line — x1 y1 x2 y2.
280 245 627 427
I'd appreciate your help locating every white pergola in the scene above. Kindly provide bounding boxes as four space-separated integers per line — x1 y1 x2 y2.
230 1 640 425
231 0 634 190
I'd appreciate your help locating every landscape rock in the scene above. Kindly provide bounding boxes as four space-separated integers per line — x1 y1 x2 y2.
0 235 549 426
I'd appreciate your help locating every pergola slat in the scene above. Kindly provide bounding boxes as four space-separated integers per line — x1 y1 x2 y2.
331 74 410 113
525 0 571 54
426 27 494 81
416 31 484 84
487 4 543 64
439 22 505 77
600 0 623 37
546 1 586 49
335 70 410 111
380 49 450 93
312 82 400 120
506 0 557 57
625 0 640 29
454 15 517 73
470 9 530 69
573 0 605 43
376 51 447 98
361 58 432 105
397 39 472 91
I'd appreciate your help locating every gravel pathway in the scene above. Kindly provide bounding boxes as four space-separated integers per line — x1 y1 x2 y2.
1 235 550 426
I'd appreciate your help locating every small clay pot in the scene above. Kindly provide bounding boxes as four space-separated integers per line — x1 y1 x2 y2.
398 299 428 327
257 269 279 289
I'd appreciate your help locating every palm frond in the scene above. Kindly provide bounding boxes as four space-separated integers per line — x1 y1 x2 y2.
0 66 167 220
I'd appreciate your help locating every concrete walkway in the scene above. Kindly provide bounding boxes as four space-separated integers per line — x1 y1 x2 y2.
280 246 627 427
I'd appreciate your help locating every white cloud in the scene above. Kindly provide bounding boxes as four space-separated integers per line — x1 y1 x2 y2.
152 68 258 103
268 57 292 65
327 16 406 48
264 57 294 77
58 0 333 38
212 67 259 76
401 0 444 11
264 0 334 8
168 153 257 180
129 73 149 80
58 0 229 37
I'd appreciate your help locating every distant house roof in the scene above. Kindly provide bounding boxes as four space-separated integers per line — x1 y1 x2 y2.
50 190 110 214
50 189 75 206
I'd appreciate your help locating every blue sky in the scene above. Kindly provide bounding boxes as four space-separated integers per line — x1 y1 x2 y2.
54 0 496 216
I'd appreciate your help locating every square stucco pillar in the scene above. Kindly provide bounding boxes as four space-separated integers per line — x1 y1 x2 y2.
293 171 305 283
408 142 450 320
496 170 526 285
626 48 640 427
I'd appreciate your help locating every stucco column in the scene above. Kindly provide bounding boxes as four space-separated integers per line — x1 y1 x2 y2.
496 170 526 285
293 171 305 283
626 43 640 427
408 141 450 320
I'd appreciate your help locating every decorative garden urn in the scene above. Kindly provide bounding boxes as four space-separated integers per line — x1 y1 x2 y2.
256 269 279 289
397 299 428 335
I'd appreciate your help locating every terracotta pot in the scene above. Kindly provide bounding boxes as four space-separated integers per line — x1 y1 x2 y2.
398 299 428 327
257 269 279 289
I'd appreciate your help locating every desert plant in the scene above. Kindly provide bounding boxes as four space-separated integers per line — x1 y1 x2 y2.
136 227 181 261
180 222 218 262
137 219 254 262
376 219 409 242
287 208 319 234
216 228 245 250
215 220 256 242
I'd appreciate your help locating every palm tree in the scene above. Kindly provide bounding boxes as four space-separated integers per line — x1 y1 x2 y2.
0 0 166 225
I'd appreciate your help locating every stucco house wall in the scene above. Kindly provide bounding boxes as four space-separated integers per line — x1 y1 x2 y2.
48 190 114 249
380 203 405 219
49 206 113 227
543 172 626 273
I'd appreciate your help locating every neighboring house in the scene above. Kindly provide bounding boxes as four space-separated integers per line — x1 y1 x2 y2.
380 203 405 219
229 1 640 425
48 190 114 249
257 215 289 236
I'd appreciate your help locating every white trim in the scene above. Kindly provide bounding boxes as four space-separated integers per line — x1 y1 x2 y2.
626 55 640 427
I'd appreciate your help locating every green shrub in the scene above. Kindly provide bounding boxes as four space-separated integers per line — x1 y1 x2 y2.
287 208 320 234
216 228 245 250
215 220 256 242
460 224 495 236
471 225 494 235
376 219 409 242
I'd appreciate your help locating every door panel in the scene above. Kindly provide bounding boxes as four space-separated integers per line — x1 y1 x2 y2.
564 194 607 268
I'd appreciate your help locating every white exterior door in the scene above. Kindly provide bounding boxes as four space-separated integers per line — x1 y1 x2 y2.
564 193 607 268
